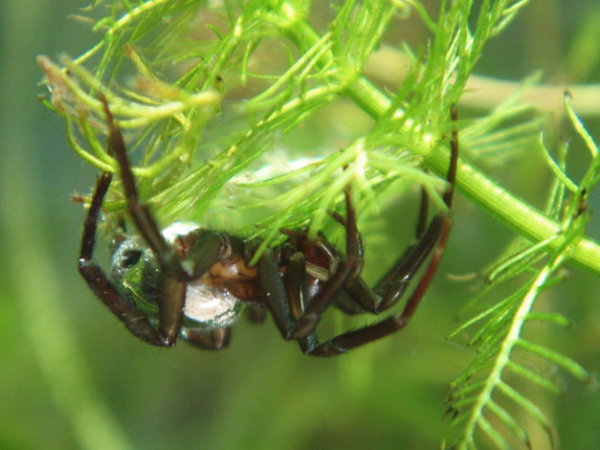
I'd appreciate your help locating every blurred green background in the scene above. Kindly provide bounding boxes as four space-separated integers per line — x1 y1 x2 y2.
1 1 599 449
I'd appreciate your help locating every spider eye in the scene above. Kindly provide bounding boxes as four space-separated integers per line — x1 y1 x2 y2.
120 249 142 268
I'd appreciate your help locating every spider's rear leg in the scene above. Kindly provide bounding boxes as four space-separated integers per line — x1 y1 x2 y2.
372 106 458 313
288 188 366 339
300 107 459 356
281 177 438 339
255 187 367 342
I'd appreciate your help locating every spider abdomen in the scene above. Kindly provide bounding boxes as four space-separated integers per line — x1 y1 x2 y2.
183 280 244 329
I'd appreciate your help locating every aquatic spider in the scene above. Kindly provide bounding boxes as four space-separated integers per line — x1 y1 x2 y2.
78 98 458 357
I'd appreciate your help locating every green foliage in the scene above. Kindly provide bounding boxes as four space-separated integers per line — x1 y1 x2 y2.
444 98 599 449
35 0 600 448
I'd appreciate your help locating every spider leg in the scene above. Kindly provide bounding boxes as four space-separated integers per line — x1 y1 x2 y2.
257 189 380 351
182 328 231 350
252 247 313 349
302 215 453 357
78 172 169 346
285 188 364 339
159 277 187 344
416 185 430 239
145 233 228 345
270 177 410 341
335 190 439 315
100 96 190 281
300 106 459 357
258 220 450 356
368 206 447 312
246 305 268 323
100 97 231 346
272 219 452 356
257 248 295 338
369 105 458 312
282 252 323 352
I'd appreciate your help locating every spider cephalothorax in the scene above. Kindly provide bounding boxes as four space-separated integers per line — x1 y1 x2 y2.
78 97 458 357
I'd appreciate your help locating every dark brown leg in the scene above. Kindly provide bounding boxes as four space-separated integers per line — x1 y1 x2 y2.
283 252 320 352
183 328 231 350
101 96 189 281
261 218 453 356
416 186 429 239
301 106 459 357
370 211 447 312
159 277 187 344
257 248 295 338
266 107 458 356
304 216 452 356
365 107 458 313
253 247 316 351
100 96 230 346
286 189 364 339
246 305 268 323
262 159 455 352
78 172 169 346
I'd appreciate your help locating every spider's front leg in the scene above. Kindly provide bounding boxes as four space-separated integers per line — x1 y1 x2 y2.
78 171 170 346
81 97 231 347
101 96 195 283
102 96 230 286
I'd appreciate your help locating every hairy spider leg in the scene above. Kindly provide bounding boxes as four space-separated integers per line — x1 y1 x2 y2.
259 107 459 356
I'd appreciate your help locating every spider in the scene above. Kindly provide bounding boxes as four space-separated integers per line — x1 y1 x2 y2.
78 97 458 357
